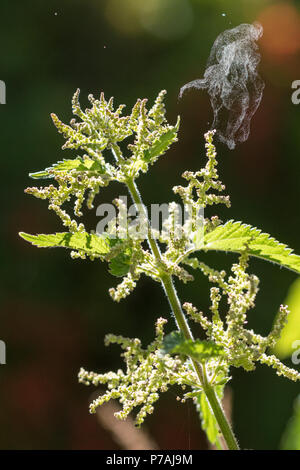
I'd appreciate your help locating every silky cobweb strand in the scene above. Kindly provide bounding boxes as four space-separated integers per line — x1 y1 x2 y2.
179 23 265 150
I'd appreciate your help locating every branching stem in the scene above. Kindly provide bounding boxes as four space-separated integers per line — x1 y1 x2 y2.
125 175 239 451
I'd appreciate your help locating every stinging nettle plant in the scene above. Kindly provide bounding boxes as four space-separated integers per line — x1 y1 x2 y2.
20 89 300 450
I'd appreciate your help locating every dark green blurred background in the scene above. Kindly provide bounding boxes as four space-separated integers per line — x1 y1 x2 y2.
1 0 300 449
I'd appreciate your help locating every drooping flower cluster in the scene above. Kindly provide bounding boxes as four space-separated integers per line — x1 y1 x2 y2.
183 253 300 381
78 318 198 426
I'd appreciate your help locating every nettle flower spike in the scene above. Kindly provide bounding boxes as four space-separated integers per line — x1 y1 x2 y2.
173 130 231 211
78 318 196 426
51 89 131 153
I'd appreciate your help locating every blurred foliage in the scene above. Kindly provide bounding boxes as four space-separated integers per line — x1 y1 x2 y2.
1 0 300 449
273 277 300 359
280 394 300 450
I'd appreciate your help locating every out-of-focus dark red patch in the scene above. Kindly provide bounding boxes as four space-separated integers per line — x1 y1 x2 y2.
3 365 61 428
68 408 116 450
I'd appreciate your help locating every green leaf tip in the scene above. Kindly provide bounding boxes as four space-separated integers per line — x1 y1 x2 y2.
142 117 180 163
29 157 106 180
19 231 114 256
197 391 223 447
197 220 300 274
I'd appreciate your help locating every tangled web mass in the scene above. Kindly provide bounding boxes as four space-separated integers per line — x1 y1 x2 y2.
180 23 265 149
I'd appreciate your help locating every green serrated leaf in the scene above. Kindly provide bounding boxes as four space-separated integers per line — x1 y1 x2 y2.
142 119 179 163
197 391 222 447
161 331 225 362
29 158 106 179
273 277 300 359
109 251 132 277
19 231 115 255
194 220 300 274
160 331 185 354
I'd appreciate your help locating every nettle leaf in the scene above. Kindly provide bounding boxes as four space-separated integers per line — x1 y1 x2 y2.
109 250 132 277
29 157 106 179
161 331 225 362
195 220 300 274
160 331 185 353
19 231 116 256
142 118 179 163
197 390 223 447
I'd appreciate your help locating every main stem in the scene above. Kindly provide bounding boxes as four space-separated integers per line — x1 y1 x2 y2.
125 176 239 450
160 273 239 451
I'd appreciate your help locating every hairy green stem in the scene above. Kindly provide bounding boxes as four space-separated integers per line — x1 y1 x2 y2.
203 382 238 451
126 177 163 263
123 174 239 450
161 273 239 450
